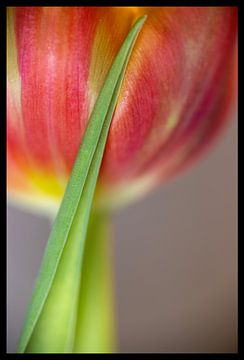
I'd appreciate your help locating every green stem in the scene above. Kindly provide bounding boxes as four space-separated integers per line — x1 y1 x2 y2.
25 208 116 353
73 209 116 353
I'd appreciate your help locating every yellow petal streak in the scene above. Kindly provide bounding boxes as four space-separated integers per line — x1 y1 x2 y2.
87 8 148 114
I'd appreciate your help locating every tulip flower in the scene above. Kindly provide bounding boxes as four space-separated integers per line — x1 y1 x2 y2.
7 6 237 354
7 6 237 212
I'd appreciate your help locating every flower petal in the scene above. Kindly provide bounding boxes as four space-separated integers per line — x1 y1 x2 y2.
100 7 237 186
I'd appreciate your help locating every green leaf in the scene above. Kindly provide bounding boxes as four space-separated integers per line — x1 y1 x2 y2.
17 15 147 353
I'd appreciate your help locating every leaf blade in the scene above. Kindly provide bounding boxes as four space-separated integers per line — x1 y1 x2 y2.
17 15 147 353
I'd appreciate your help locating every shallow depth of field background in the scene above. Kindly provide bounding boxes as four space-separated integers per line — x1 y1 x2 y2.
7 119 237 353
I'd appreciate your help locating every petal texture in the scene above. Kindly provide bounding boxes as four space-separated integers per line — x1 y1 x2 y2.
7 7 237 210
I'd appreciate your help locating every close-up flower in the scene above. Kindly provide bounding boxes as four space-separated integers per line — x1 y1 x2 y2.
7 6 237 211
7 6 237 354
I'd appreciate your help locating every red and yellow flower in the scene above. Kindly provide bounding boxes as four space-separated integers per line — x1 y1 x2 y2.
7 7 237 212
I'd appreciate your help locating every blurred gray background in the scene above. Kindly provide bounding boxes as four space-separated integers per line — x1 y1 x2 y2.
7 120 237 353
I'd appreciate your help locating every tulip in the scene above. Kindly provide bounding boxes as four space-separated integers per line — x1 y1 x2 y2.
7 7 237 212
7 7 237 353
